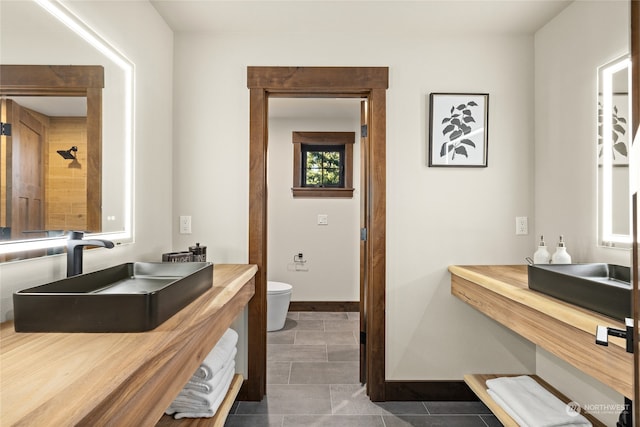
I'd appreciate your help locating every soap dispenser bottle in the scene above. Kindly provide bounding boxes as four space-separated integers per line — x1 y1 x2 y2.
533 235 550 264
551 235 572 264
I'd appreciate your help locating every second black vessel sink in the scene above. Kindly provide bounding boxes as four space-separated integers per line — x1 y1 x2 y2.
528 263 631 321
13 262 213 332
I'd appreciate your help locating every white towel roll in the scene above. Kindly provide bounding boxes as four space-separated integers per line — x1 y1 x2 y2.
182 347 237 394
168 361 236 418
193 328 238 381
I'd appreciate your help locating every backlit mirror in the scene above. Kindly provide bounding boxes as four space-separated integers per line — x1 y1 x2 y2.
0 0 133 261
598 55 632 247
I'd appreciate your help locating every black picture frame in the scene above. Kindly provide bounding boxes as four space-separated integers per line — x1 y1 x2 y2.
428 93 489 167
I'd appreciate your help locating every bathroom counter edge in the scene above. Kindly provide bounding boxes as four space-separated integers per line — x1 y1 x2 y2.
0 263 257 427
449 264 632 398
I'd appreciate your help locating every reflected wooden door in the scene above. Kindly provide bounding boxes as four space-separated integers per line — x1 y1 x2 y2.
5 100 46 240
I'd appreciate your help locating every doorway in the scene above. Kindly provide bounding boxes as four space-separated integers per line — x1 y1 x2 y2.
243 66 388 402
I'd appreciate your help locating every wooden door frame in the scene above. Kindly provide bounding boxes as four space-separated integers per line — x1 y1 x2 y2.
244 66 388 401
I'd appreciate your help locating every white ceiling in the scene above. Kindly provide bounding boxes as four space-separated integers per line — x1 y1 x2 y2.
150 0 572 35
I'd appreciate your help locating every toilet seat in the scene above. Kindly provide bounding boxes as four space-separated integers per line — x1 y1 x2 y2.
268 281 292 295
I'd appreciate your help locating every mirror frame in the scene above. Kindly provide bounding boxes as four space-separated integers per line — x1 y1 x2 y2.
1 64 104 236
0 0 134 257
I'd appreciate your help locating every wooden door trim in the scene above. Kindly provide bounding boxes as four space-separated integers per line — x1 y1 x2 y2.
244 66 388 401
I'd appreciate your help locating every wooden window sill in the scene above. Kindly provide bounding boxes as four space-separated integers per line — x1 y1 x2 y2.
292 187 354 198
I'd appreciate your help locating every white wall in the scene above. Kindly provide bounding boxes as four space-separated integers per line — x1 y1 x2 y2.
173 29 537 381
267 115 360 302
0 1 174 321
534 2 630 424
534 0 631 265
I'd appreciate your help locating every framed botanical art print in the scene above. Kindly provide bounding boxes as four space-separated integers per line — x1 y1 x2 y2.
428 93 489 167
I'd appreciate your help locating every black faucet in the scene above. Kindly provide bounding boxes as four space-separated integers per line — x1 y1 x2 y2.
66 231 115 277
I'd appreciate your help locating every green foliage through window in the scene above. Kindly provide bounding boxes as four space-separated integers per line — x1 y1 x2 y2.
302 145 345 187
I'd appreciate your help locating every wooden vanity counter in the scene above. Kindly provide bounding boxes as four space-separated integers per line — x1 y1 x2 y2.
0 263 257 427
449 265 632 398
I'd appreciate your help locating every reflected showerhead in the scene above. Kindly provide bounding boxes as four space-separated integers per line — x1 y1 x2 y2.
57 146 78 160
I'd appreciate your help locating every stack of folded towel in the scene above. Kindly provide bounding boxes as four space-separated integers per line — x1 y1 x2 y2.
165 328 238 419
486 376 592 427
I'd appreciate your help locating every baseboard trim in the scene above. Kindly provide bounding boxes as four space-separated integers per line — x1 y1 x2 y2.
384 380 479 401
289 301 359 312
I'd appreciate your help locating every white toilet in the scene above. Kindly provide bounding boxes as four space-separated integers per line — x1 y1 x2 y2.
267 281 292 332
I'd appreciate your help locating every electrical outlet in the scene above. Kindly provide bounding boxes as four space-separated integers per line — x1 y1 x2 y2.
515 216 528 235
179 215 192 234
317 214 328 225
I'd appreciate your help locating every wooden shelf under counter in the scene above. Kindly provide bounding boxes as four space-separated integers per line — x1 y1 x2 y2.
0 264 257 427
464 374 606 427
449 265 633 398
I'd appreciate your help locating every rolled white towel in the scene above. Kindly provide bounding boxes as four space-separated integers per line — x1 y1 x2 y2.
168 361 236 418
486 376 592 427
193 328 238 381
183 348 237 394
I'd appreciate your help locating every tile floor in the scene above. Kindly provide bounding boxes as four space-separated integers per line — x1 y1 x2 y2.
225 312 500 427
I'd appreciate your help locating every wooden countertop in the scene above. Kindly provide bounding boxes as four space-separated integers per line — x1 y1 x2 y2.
449 265 632 398
0 263 257 427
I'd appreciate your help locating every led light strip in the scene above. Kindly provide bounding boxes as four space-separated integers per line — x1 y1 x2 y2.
601 56 632 245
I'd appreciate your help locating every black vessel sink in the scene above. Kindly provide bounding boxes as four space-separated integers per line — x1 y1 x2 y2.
528 263 631 321
13 262 213 332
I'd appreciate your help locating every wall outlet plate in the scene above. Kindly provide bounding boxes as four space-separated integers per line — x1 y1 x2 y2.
516 216 528 235
179 215 192 234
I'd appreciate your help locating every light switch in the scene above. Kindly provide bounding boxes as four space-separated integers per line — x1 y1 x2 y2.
317 214 328 225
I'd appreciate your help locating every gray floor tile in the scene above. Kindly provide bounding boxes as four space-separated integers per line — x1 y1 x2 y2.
276 317 300 331
424 401 492 415
383 415 490 427
289 362 359 384
287 319 325 331
324 319 360 331
236 384 332 415
267 329 296 344
224 414 284 426
256 312 493 427
331 384 429 415
480 415 503 427
267 344 327 362
327 345 359 362
283 414 385 427
267 361 291 384
295 330 358 345
299 312 349 320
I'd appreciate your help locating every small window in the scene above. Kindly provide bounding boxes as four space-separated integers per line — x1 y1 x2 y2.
292 131 355 198
302 144 345 188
